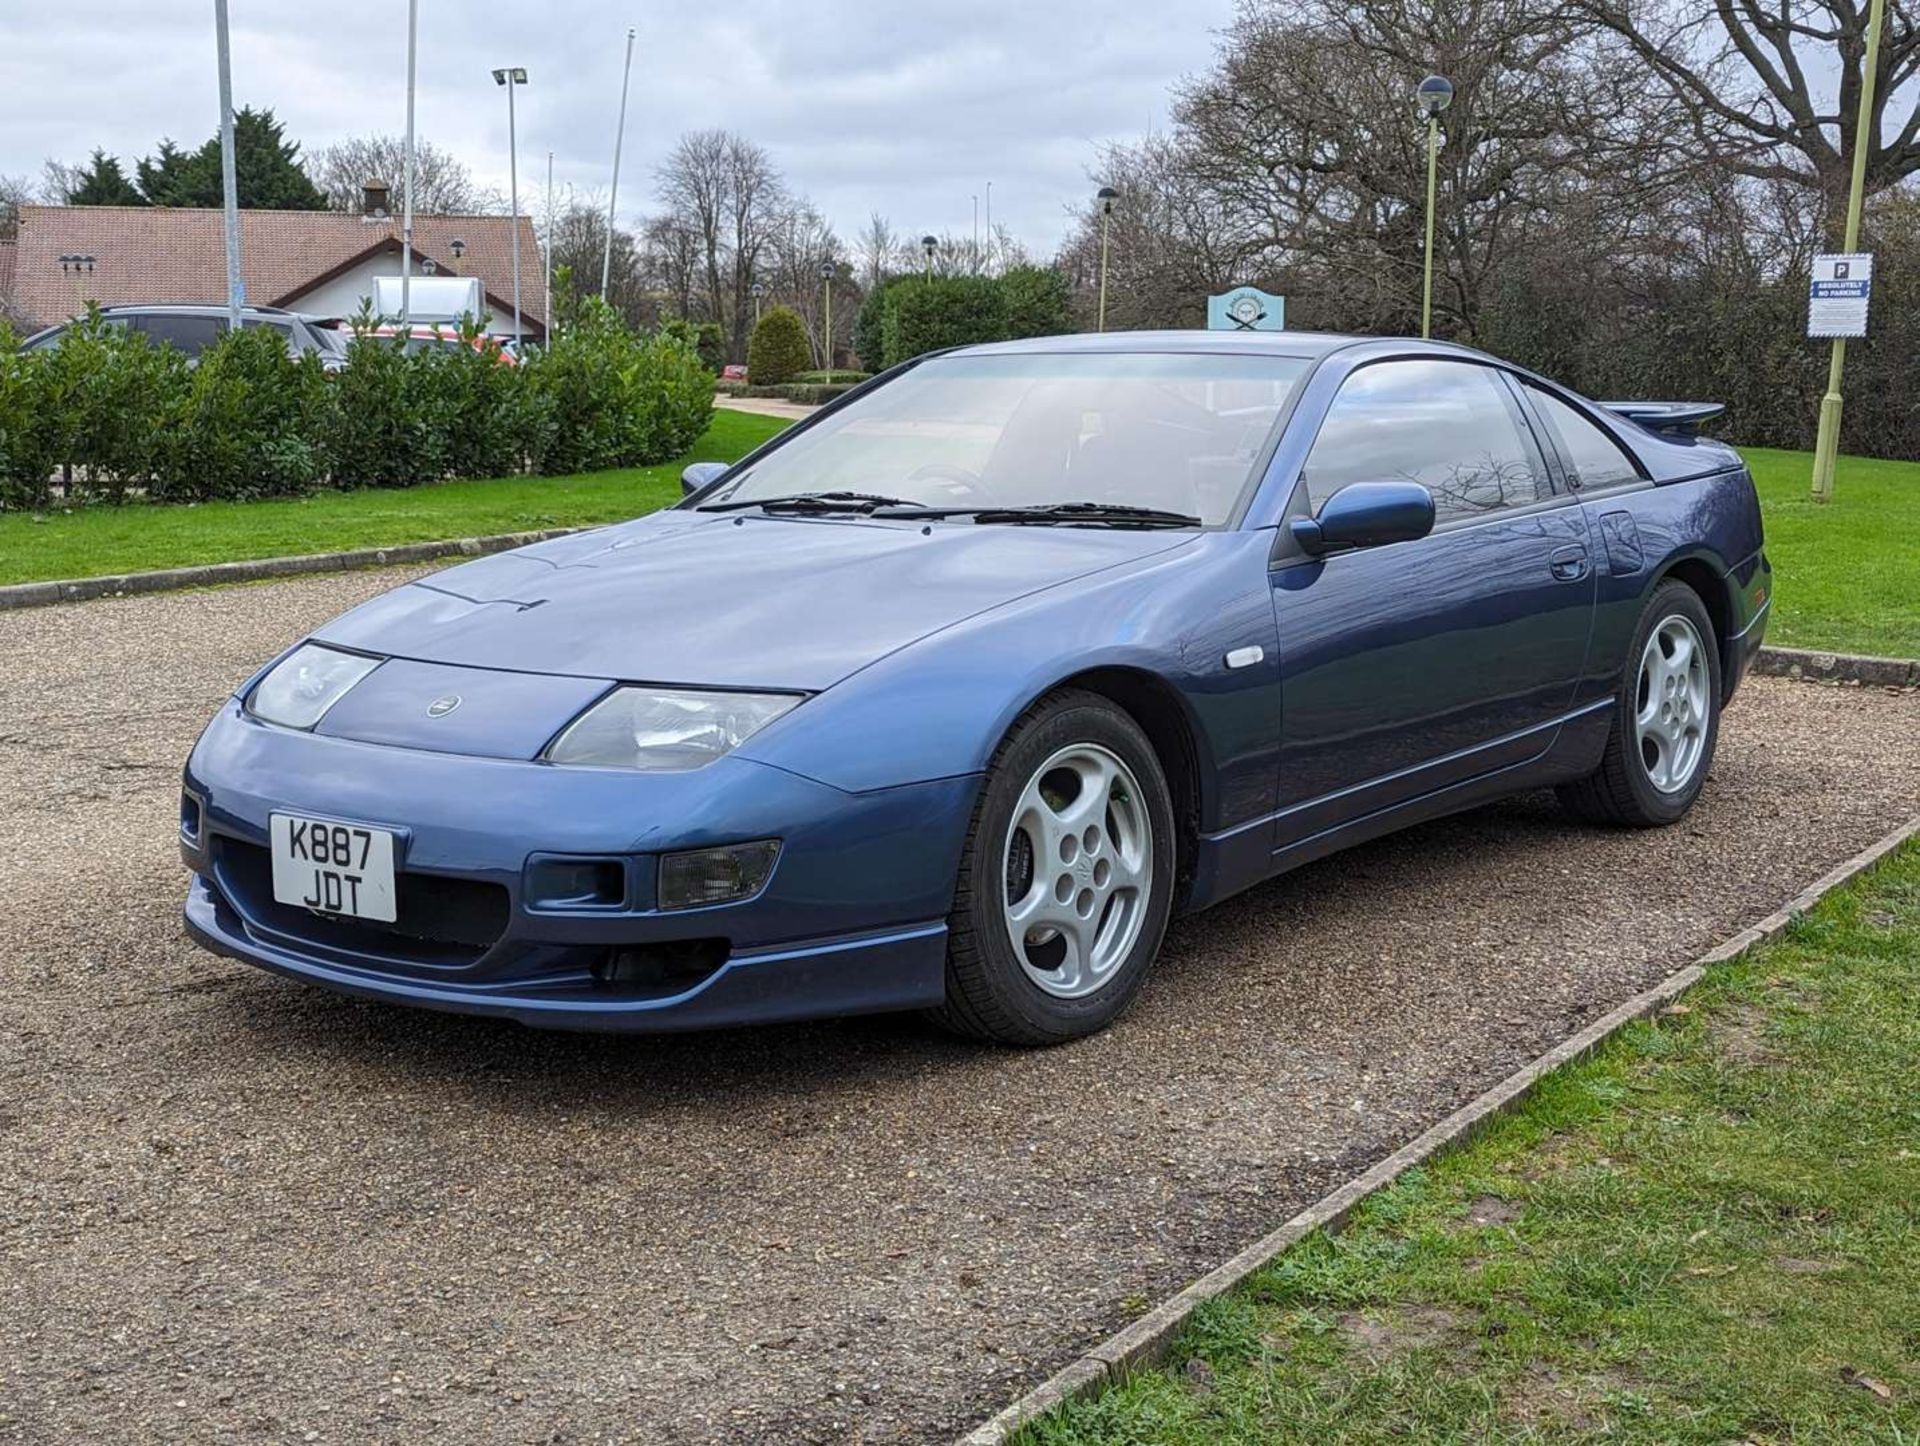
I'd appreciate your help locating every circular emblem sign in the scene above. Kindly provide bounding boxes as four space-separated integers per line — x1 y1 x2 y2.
426 694 463 718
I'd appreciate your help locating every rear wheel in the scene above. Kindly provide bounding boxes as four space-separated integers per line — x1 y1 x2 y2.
933 690 1176 1045
1558 581 1721 827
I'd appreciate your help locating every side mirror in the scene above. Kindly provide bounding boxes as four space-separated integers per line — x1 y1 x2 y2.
681 461 729 497
1290 481 1435 556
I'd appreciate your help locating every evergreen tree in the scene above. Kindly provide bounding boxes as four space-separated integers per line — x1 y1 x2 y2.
136 108 328 210
65 149 146 206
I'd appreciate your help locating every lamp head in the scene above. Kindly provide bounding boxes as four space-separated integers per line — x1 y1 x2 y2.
1417 74 1453 118
450 237 467 259
1097 185 1120 216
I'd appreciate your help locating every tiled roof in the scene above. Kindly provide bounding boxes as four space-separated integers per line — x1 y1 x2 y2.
9 205 545 334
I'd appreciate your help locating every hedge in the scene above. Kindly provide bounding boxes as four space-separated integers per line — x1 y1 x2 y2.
0 300 713 510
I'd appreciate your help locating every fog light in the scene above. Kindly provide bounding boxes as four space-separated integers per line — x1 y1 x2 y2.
657 840 779 911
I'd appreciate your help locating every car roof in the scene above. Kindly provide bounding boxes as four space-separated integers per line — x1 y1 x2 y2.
947 328 1502 365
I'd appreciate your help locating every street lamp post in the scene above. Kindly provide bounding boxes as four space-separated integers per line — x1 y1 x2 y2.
212 0 243 328
400 0 417 328
819 260 835 371
492 66 529 350
921 234 937 279
751 281 766 326
1096 186 1119 332
1810 0 1889 503
602 27 636 301
1416 74 1453 340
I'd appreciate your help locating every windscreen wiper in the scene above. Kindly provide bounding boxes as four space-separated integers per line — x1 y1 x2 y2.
696 490 918 514
874 501 1203 528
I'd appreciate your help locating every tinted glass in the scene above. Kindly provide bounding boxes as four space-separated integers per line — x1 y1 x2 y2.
136 314 227 356
1526 386 1643 491
1301 359 1548 524
701 352 1311 527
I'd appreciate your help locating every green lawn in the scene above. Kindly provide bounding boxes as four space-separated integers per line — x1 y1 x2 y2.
1746 447 1920 659
1020 844 1920 1445
0 409 788 587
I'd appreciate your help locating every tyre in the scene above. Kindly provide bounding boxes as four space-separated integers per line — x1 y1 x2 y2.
1558 580 1721 827
932 689 1177 1046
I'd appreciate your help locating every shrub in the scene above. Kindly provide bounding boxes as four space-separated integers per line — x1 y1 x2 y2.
325 325 453 488
852 281 893 373
0 332 62 510
154 325 328 502
999 265 1072 340
436 323 547 480
882 276 1008 368
662 317 728 374
26 309 189 503
748 306 811 385
525 300 712 474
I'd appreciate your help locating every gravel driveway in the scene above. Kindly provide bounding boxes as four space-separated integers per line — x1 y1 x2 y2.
2 568 1915 1445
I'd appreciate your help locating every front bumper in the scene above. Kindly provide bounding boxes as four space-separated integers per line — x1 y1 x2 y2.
181 701 975 1031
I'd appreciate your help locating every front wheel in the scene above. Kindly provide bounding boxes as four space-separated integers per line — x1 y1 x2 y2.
932 690 1176 1046
1558 580 1721 827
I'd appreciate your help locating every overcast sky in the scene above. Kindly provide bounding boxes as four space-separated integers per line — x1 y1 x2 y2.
0 1 1232 256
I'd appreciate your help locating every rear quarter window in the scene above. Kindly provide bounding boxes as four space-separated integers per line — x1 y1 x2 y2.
1526 387 1644 491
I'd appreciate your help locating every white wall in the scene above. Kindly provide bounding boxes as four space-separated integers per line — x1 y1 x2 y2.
281 254 529 336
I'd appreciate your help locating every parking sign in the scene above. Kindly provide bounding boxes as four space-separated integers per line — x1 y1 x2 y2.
1807 253 1873 338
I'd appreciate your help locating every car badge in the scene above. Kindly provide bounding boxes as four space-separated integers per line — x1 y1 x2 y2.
426 694 463 718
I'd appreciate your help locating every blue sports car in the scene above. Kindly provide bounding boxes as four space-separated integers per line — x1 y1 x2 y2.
180 331 1771 1045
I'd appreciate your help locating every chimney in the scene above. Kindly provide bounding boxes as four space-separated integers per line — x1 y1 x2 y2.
362 179 392 217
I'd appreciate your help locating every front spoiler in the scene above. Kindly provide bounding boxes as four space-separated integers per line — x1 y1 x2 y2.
186 876 949 1032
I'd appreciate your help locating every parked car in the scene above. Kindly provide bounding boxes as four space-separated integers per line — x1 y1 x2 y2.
179 331 1770 1045
21 304 346 369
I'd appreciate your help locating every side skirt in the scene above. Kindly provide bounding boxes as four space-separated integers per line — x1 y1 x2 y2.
1184 701 1613 913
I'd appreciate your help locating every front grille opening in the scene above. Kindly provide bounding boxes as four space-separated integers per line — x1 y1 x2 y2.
213 837 509 966
594 939 728 998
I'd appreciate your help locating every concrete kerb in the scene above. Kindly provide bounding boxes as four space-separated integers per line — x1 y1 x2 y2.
1752 645 1919 689
956 813 1920 1445
0 528 591 611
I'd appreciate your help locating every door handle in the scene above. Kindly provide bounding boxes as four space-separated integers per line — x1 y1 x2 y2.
1549 544 1590 582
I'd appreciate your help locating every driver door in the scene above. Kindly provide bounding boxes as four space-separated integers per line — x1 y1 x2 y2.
1268 358 1596 846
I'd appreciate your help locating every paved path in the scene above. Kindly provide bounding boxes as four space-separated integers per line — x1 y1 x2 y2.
715 396 822 421
1 568 1915 1444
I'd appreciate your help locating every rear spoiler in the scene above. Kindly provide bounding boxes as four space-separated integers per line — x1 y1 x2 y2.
1598 401 1725 438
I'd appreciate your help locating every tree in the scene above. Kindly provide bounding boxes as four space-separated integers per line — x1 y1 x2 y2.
62 149 145 206
656 129 788 360
856 212 898 290
1576 0 1920 239
135 107 328 209
306 134 499 213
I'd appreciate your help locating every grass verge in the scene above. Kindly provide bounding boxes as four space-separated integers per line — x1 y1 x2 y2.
0 409 788 587
1745 447 1920 658
1019 842 1920 1445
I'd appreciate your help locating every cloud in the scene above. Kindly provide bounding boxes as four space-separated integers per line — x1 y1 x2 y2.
0 0 1230 255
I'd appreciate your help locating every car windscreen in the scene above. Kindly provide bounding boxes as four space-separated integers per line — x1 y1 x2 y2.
702 352 1311 527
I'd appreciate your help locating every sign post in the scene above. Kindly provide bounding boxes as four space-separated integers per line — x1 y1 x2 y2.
1807 0 1888 503
1206 287 1285 332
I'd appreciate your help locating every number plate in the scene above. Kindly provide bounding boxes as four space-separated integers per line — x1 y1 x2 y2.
269 813 398 924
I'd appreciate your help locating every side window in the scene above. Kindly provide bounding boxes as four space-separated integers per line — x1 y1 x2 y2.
1525 387 1644 492
135 314 227 357
1301 360 1549 525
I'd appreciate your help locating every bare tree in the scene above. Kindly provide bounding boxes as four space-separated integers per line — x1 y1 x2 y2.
306 134 501 213
656 129 789 359
1575 0 1920 236
0 173 29 240
857 211 898 288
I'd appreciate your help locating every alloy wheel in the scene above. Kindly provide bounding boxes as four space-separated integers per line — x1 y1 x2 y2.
1001 742 1153 999
1635 614 1710 793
